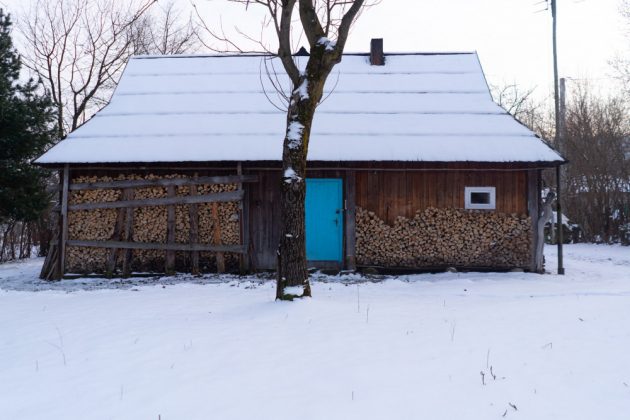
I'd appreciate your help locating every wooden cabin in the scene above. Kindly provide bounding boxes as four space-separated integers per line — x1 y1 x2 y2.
35 41 565 279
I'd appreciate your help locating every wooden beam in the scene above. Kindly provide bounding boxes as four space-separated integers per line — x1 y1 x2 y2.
59 164 70 277
69 175 258 191
106 206 126 276
345 171 357 270
166 186 176 274
212 202 225 273
237 163 249 273
189 179 200 275
67 240 245 253
122 189 135 277
68 190 244 211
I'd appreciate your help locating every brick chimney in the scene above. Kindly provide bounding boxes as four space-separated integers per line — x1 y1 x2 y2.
370 38 384 66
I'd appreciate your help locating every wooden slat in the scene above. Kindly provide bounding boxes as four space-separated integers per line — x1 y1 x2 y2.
345 171 357 270
366 171 379 215
453 171 462 208
60 165 70 277
356 170 529 220
518 171 527 215
68 190 244 211
356 172 367 214
189 180 200 275
272 172 283 268
237 163 249 273
212 202 225 273
249 170 282 270
122 189 135 277
106 206 126 275
165 186 176 273
419 171 427 210
69 175 258 191
67 240 246 253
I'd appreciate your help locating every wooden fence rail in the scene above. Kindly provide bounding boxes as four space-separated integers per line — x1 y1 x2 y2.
40 169 257 280
69 190 244 211
68 175 258 191
67 240 246 253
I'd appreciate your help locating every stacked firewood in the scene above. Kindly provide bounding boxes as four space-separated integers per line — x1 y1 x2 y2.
356 206 531 268
66 174 241 274
67 178 120 272
195 183 240 271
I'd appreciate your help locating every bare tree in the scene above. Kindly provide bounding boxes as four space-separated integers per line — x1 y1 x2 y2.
131 1 200 55
19 0 156 138
491 83 554 140
563 83 630 242
198 1 371 299
493 83 537 118
612 0 630 92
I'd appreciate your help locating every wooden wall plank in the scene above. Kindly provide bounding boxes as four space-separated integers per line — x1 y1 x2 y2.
355 170 529 222
518 171 527 215
189 180 200 275
165 186 176 273
122 188 135 277
248 170 282 269
345 171 357 270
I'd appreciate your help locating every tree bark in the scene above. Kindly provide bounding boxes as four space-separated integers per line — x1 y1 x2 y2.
277 52 332 298
258 0 366 300
278 78 314 295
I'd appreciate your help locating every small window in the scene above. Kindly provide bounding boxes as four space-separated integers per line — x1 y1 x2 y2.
465 187 496 210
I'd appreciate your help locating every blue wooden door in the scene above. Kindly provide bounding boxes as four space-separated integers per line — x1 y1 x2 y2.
305 178 343 262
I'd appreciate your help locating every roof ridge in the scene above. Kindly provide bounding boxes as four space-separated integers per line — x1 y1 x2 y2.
131 51 478 60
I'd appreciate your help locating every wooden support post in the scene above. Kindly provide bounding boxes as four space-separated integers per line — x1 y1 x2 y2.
59 164 70 278
166 185 176 274
237 163 249 273
345 171 357 271
242 185 251 272
122 188 135 277
212 202 225 273
556 165 565 275
107 206 126 276
189 178 200 275
527 169 541 272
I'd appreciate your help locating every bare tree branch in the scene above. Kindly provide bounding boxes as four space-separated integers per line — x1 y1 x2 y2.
19 0 157 137
194 0 372 297
131 1 201 55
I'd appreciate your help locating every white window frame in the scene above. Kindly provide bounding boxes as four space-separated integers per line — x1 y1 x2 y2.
465 186 496 210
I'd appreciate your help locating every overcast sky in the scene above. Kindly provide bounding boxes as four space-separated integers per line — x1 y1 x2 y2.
1 0 626 100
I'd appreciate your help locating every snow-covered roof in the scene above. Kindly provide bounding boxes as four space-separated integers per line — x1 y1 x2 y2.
35 52 564 165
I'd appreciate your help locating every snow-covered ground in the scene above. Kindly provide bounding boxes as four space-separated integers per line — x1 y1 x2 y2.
1 244 629 420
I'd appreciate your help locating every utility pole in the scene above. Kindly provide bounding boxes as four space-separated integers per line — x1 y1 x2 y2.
551 0 565 274
559 77 566 148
